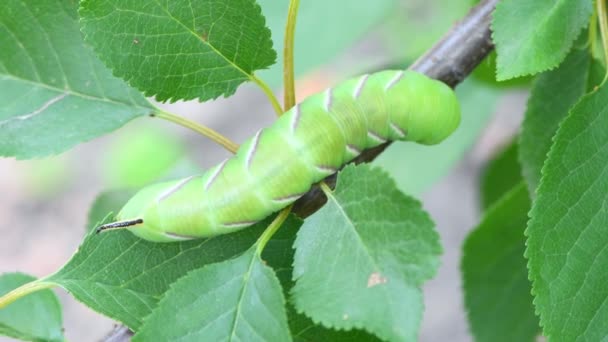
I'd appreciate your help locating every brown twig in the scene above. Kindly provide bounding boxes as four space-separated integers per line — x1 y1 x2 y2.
100 0 498 340
99 325 132 342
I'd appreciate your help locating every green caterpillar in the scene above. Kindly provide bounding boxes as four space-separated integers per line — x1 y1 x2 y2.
97 70 460 242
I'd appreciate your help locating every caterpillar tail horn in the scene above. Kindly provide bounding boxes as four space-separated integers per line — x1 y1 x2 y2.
96 219 144 234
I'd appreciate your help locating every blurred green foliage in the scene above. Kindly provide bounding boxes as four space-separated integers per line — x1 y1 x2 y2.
479 141 521 209
102 123 185 189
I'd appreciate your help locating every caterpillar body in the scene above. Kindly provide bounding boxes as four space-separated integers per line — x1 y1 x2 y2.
98 70 460 242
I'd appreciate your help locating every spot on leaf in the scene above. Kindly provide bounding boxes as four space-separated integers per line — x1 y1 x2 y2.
367 272 387 288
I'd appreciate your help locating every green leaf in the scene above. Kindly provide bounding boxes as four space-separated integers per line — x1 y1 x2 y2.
0 0 154 159
133 246 290 341
519 49 596 194
79 0 276 103
492 0 593 80
0 273 64 342
261 217 380 342
45 192 301 331
292 164 441 341
47 231 251 331
480 141 521 209
289 306 381 342
471 51 532 88
375 78 499 195
463 183 539 342
527 83 608 340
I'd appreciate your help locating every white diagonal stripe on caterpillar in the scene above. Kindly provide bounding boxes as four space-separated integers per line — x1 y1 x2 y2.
316 165 338 175
204 159 228 190
157 176 195 203
163 231 198 241
353 74 369 99
385 70 404 91
291 103 301 133
246 129 262 169
272 192 307 204
390 122 407 138
346 144 362 157
324 88 333 112
222 220 259 228
367 130 387 143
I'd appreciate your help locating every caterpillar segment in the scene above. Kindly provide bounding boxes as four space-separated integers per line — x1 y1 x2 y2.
97 70 461 242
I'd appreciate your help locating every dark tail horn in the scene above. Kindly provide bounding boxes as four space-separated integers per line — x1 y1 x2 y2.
96 219 143 233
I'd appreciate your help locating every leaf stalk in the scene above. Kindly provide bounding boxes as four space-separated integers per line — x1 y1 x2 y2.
597 0 608 82
0 280 56 309
153 110 239 154
256 205 293 254
283 0 301 111
589 10 598 57
251 76 284 115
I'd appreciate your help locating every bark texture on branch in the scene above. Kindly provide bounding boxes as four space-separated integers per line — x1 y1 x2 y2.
101 0 498 340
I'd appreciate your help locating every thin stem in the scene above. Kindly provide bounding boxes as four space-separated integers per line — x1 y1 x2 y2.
153 110 239 154
283 0 300 111
0 280 56 309
319 181 333 195
256 204 293 254
590 10 598 54
597 0 608 82
251 75 284 115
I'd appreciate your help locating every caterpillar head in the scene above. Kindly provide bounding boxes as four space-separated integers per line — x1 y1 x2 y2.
387 71 461 145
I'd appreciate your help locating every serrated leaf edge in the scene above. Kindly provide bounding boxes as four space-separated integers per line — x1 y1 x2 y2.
491 0 593 81
460 182 535 340
516 49 593 196
289 164 437 342
133 247 292 340
77 0 277 103
523 87 597 339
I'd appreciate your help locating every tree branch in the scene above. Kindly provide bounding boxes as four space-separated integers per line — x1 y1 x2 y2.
100 0 498 340
293 0 498 217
